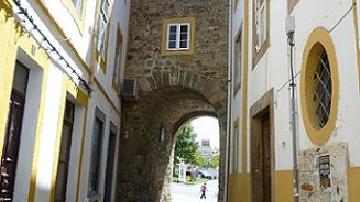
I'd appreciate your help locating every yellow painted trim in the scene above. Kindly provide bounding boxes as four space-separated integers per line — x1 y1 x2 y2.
0 6 50 201
49 77 89 201
61 0 87 35
348 167 360 202
49 76 68 202
351 0 360 91
241 0 249 173
300 27 339 146
0 1 17 161
33 0 91 75
161 17 196 56
275 170 293 202
0 16 52 201
66 78 89 107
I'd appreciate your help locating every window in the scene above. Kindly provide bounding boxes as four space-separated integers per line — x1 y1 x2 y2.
161 17 196 56
167 24 190 50
234 30 242 94
300 27 339 146
88 108 105 196
96 0 110 72
252 0 270 67
61 0 85 32
258 0 266 47
159 126 166 143
55 101 75 202
314 51 331 127
112 26 123 93
71 0 82 15
104 123 117 201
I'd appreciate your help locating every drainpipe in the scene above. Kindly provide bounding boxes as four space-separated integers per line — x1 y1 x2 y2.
286 16 299 202
225 0 233 201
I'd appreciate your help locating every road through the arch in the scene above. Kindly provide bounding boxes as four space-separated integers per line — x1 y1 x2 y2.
171 180 218 202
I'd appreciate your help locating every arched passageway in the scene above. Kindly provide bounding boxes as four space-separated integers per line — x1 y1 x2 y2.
117 87 227 202
171 116 220 202
117 0 228 200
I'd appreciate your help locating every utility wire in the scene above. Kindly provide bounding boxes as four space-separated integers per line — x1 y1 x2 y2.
12 0 92 94
328 2 356 33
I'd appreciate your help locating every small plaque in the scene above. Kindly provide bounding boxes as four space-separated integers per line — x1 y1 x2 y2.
318 155 331 189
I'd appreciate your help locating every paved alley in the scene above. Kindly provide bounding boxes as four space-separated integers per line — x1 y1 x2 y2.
171 180 218 202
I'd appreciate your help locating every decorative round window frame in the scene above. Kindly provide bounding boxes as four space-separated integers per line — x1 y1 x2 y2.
300 27 339 146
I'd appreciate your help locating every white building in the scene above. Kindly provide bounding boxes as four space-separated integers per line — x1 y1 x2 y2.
228 0 360 201
0 0 129 201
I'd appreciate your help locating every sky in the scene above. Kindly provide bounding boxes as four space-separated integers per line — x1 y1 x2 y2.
191 116 220 149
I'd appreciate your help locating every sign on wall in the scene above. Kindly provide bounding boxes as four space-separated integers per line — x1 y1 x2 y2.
318 154 331 189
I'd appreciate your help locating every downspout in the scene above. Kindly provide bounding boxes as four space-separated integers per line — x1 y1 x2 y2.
225 0 233 201
286 16 299 202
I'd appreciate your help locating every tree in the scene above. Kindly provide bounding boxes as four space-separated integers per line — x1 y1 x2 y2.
174 123 199 165
208 149 220 168
194 149 208 167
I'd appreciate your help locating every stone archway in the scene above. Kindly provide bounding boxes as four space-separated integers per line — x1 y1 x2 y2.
117 87 227 202
118 0 228 200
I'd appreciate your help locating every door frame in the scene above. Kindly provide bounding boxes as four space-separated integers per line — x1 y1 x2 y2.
250 89 275 202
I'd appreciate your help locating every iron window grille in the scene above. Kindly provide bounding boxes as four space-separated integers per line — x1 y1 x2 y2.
313 52 332 128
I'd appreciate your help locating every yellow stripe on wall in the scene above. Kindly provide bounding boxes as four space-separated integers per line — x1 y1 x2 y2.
348 167 360 202
227 172 250 202
275 170 293 202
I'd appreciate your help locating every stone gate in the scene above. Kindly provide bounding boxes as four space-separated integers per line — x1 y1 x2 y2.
117 0 229 201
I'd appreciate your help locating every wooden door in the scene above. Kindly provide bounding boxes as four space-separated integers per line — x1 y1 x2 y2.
262 115 271 202
251 111 271 202
0 62 29 200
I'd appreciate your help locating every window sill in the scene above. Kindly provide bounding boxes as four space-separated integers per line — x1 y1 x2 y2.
252 38 270 69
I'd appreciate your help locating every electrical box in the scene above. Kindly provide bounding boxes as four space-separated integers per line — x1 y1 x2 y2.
286 15 295 36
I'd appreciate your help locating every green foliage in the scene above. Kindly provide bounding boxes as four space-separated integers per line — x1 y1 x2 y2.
174 123 199 164
208 149 220 168
195 148 219 168
194 149 208 167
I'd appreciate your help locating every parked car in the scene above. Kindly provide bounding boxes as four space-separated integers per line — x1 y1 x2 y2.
198 170 213 180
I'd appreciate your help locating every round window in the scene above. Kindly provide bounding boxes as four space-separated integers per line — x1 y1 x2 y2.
300 27 339 146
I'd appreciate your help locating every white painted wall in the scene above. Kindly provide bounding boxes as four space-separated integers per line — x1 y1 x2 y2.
13 50 46 201
235 0 360 173
9 0 130 201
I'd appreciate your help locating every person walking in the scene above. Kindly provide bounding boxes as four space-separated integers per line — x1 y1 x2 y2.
200 182 208 199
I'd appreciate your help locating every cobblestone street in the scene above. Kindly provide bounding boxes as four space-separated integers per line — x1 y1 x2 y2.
172 180 218 202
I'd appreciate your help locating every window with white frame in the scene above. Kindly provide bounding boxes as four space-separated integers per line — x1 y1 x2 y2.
167 24 190 50
257 0 266 48
97 0 110 61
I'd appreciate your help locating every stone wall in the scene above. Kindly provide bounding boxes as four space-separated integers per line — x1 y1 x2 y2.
298 143 349 202
117 0 229 201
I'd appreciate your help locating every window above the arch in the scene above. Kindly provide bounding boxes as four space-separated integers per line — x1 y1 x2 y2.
161 17 196 56
167 24 190 50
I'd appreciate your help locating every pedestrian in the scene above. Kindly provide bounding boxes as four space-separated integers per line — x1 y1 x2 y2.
200 182 208 199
